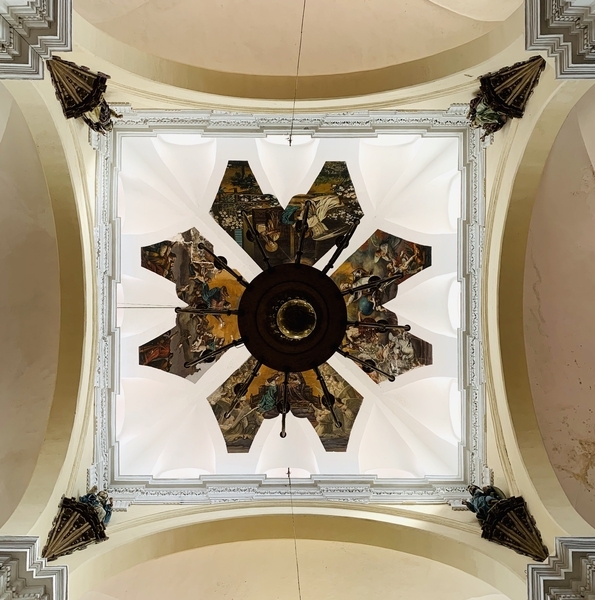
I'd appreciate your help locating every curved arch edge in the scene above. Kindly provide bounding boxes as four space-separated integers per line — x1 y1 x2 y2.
63 508 527 600
0 79 96 537
485 70 595 538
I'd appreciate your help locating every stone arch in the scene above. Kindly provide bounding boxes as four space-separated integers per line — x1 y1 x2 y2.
0 80 89 535
67 509 526 599
71 8 523 100
490 76 595 536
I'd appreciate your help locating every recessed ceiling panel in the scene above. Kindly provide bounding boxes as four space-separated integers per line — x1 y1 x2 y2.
91 107 487 507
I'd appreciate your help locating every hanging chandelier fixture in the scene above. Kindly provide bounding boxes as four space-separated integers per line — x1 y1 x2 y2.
175 203 411 438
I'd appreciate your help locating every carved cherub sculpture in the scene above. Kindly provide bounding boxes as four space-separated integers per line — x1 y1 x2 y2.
463 484 506 523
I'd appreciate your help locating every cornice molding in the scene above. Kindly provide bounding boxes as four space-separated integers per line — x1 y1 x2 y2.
526 0 595 78
0 536 67 600
528 537 595 600
0 0 72 79
89 105 489 509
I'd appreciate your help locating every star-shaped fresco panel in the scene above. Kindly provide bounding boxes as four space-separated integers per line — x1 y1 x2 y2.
139 185 432 453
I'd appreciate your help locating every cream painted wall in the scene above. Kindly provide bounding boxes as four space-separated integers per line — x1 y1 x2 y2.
0 83 61 527
79 539 510 600
524 85 595 528
0 13 591 598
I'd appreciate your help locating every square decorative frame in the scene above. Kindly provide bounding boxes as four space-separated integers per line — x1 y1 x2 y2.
89 105 489 509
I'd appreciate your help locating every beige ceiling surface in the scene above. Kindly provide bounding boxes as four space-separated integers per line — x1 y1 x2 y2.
80 539 510 600
74 0 521 77
0 83 60 528
524 85 595 528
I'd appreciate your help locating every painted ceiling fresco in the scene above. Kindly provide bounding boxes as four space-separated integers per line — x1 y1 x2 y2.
113 131 466 483
138 159 433 455
332 230 432 383
140 225 433 386
210 160 363 269
208 358 363 453
140 228 243 383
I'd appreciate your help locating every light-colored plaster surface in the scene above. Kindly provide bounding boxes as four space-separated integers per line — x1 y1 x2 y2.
524 85 595 528
79 539 510 600
0 83 61 526
73 0 520 77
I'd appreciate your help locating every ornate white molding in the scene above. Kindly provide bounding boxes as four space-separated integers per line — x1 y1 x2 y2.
89 105 489 508
0 0 72 79
528 537 595 600
0 536 67 600
526 0 595 78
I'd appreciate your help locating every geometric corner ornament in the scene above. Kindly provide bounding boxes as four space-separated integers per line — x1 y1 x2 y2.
42 488 113 561
468 55 546 140
526 0 595 78
0 535 67 599
47 56 119 134
463 486 549 562
0 0 72 79
528 537 595 600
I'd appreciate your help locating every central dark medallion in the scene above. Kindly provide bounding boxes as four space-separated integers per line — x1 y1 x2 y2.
238 264 347 372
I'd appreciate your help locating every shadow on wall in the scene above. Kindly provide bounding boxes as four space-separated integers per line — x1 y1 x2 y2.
0 83 61 527
524 83 595 528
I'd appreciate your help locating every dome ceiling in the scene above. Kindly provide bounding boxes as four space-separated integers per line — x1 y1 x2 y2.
74 0 521 78
114 130 461 482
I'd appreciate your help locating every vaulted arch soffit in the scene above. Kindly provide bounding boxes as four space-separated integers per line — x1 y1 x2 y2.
488 73 595 537
71 6 524 100
66 511 527 600
0 80 93 535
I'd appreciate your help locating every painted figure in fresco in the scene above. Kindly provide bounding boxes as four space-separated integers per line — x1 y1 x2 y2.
139 332 173 371
219 398 264 442
396 244 423 276
141 241 176 280
190 332 217 356
285 372 310 404
258 373 280 412
281 204 300 225
334 398 356 433
199 280 231 327
313 403 334 436
463 485 507 523
342 269 382 319
287 194 350 242
306 194 344 241
372 236 423 279
210 161 364 268
256 211 282 253
79 486 113 526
